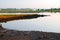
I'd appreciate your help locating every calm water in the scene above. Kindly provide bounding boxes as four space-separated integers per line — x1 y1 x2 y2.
2 12 60 33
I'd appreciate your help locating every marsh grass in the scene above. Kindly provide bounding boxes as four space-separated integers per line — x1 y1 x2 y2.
0 14 39 22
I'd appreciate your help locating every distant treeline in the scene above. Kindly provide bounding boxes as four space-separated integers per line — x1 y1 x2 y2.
0 8 60 13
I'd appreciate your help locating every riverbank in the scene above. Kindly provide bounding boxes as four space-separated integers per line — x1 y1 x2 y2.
0 8 60 13
0 26 60 40
0 14 49 22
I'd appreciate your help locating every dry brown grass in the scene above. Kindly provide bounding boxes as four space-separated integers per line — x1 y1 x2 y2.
0 14 37 19
0 14 38 22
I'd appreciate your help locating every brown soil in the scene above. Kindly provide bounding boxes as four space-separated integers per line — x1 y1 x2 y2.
0 26 60 40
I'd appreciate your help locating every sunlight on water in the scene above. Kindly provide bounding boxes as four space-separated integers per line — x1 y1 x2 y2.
2 13 60 33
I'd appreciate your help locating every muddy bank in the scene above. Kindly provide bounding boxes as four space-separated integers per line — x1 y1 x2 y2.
0 30 60 40
0 26 60 40
0 14 49 23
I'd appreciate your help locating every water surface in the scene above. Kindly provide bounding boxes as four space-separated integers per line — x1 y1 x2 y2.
2 12 60 33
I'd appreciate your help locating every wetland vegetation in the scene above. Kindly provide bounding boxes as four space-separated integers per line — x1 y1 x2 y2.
0 8 60 13
0 14 49 23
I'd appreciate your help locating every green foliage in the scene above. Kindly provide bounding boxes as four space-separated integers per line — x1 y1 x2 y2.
0 8 60 13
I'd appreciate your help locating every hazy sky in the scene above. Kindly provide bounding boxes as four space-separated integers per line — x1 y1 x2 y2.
0 0 60 9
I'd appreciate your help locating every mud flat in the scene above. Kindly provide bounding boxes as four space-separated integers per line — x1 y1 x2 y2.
0 26 60 40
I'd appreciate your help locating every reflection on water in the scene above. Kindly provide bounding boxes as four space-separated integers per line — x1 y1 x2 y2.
2 12 60 33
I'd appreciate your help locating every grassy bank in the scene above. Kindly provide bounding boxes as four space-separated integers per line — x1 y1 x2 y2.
0 14 49 23
0 14 49 22
0 14 46 22
0 14 37 22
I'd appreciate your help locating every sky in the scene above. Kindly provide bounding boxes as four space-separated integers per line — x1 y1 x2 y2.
0 0 60 9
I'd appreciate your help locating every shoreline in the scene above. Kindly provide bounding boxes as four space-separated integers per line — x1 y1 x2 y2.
0 26 60 40
0 14 49 23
